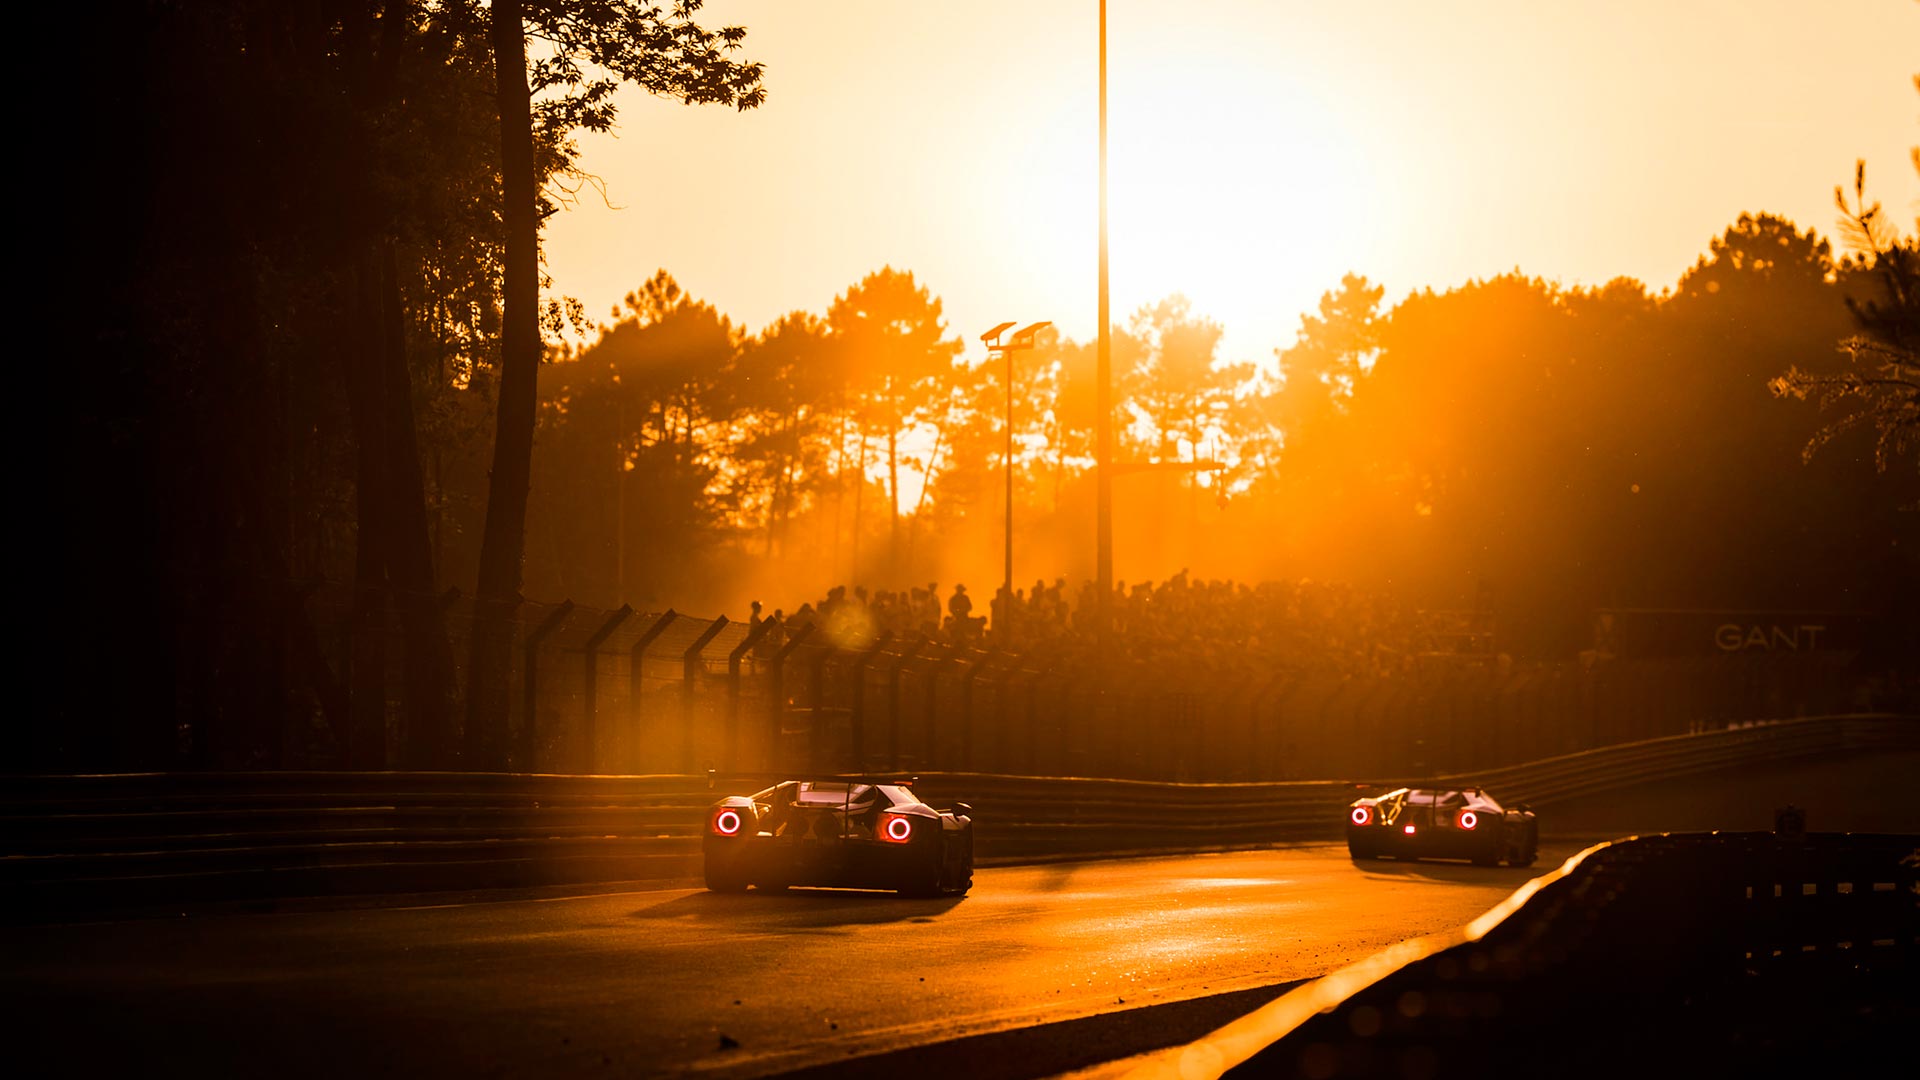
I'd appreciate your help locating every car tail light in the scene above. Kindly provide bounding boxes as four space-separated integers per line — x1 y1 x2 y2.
1350 806 1373 827
712 808 744 836
1456 809 1478 831
880 814 914 843
1403 824 1416 834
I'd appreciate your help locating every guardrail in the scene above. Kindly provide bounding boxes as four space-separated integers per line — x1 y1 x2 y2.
1122 828 1918 1079
1442 712 1913 807
3 713 1911 916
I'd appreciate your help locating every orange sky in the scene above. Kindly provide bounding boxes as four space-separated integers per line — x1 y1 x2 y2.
543 0 1919 369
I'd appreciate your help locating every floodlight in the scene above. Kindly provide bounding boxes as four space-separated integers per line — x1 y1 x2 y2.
1011 321 1052 348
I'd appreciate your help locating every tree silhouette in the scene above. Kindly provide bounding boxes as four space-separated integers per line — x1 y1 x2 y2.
730 312 838 557
470 0 765 768
1274 274 1384 429
1125 296 1245 462
1770 162 1920 489
827 268 962 577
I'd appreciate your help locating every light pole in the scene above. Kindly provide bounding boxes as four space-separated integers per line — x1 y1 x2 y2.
982 320 1050 645
1095 0 1113 667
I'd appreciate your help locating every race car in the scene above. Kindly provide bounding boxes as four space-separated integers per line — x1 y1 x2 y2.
1346 787 1537 867
703 778 974 896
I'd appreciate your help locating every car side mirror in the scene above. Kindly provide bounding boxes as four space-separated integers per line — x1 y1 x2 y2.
952 802 973 818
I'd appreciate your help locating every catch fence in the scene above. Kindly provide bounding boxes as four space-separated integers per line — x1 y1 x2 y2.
253 587 1867 781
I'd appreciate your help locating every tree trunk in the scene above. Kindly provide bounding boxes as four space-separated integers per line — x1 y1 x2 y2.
851 433 868 575
776 410 802 557
374 239 457 768
765 412 789 558
469 0 538 769
345 255 391 769
887 419 900 581
831 409 847 578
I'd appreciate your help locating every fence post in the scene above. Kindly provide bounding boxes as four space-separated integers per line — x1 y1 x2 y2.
626 610 678 772
520 601 574 771
850 632 893 773
959 649 999 772
925 643 951 771
726 619 777 772
1250 673 1287 780
580 605 632 773
884 633 925 772
806 643 834 773
992 659 1021 773
1024 668 1044 774
681 617 729 773
767 623 816 774
1213 677 1253 781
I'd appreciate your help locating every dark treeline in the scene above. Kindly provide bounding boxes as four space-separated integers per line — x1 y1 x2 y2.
43 1 762 771
519 213 1917 662
38 4 1916 771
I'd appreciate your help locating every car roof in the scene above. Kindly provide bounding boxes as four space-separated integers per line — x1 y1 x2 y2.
1357 787 1504 808
750 780 922 807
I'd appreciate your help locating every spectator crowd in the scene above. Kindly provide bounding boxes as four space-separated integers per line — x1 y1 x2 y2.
748 573 1497 685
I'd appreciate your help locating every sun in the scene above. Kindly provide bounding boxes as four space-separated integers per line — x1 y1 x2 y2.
1105 64 1376 367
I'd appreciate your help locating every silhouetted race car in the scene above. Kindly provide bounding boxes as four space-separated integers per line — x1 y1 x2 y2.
1346 787 1538 867
703 778 974 896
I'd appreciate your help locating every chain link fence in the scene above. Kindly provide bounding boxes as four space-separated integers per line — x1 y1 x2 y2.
200 585 1874 782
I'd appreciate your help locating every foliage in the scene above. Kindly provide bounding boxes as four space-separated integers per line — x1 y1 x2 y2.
1769 163 1920 483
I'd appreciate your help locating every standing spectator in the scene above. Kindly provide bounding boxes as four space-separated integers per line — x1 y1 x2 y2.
948 584 975 643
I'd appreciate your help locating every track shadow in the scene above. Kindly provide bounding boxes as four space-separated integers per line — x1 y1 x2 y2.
1350 857 1542 887
629 887 965 928
1019 860 1085 893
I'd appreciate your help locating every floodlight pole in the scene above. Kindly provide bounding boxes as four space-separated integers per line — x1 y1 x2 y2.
1095 0 1113 668
982 322 1049 646
1005 337 1014 622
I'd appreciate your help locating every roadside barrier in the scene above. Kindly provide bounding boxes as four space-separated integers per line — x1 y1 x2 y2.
1120 829 1918 1079
3 713 1911 915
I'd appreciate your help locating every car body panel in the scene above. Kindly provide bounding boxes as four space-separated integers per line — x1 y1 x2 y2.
1347 786 1538 867
703 779 974 895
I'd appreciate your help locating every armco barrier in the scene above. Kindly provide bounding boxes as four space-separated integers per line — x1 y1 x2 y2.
1122 830 1918 1080
3 713 1912 915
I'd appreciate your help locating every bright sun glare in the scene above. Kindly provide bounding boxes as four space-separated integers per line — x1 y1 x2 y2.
1104 63 1373 372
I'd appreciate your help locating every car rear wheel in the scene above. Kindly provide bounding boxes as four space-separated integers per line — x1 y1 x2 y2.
949 827 974 896
704 863 749 893
1503 824 1538 868
899 865 944 898
901 831 967 898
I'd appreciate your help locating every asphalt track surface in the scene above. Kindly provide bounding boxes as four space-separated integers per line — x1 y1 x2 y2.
6 750 1915 1080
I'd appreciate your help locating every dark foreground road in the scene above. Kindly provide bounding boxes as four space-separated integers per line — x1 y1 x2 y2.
4 844 1560 1080
6 749 1913 1080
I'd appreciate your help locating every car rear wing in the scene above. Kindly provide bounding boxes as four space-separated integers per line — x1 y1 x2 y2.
705 768 921 790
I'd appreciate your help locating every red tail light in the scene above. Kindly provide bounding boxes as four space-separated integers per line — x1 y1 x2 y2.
880 814 914 843
1456 809 1478 831
1404 824 1416 834
712 808 744 836
1350 806 1373 827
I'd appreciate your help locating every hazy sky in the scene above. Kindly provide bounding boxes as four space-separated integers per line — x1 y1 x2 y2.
542 0 1919 368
